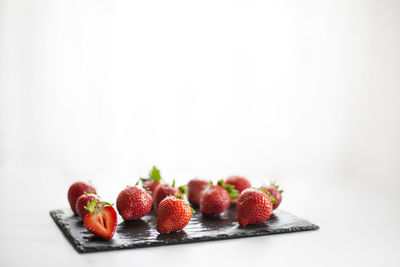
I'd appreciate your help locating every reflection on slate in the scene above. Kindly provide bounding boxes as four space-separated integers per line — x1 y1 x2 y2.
50 206 319 253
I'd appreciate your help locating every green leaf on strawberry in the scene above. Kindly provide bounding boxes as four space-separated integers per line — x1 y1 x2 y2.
140 165 162 182
178 185 187 194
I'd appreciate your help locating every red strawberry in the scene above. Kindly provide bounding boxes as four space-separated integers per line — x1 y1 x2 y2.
157 195 192 234
153 180 183 210
261 183 283 210
68 181 97 215
200 180 238 216
116 185 152 220
141 166 162 197
187 179 209 206
83 199 117 240
143 180 160 197
225 176 251 193
76 193 101 219
237 188 273 226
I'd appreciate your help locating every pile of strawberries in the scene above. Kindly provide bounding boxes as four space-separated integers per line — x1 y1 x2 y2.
67 166 284 240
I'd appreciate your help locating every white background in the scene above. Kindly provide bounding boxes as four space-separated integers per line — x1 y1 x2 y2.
1 0 400 266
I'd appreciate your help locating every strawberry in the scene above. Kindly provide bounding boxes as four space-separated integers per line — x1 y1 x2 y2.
157 195 193 234
236 188 273 226
200 180 238 216
187 179 209 206
143 181 160 197
153 180 183 210
261 182 283 210
225 176 251 193
141 166 162 197
67 181 97 215
75 193 101 219
116 185 152 220
83 199 117 240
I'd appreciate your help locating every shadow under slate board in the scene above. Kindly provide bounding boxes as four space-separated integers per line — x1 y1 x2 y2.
50 206 319 253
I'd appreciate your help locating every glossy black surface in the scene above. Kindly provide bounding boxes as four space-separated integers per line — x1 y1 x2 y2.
50 206 319 253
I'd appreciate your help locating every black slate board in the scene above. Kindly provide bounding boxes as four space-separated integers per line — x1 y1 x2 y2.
50 206 319 253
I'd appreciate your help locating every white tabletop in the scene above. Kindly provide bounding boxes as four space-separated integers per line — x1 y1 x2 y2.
1 168 399 267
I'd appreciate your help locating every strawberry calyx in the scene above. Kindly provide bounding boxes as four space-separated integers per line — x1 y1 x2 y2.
84 199 113 214
203 179 239 200
173 193 183 199
178 185 187 194
171 194 195 213
258 187 276 204
172 194 195 213
224 184 239 199
270 182 284 194
140 165 162 183
217 179 239 199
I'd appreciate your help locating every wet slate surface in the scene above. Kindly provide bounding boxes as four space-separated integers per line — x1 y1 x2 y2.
50 206 319 253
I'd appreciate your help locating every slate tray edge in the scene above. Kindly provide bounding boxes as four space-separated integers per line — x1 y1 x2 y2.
50 210 86 253
50 209 319 253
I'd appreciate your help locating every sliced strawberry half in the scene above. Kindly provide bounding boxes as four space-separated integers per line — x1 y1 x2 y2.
83 199 117 240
